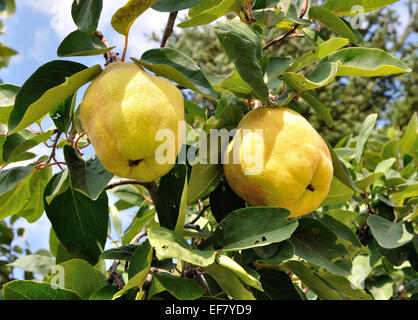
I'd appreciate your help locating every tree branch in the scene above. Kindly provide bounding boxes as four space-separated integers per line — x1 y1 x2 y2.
160 11 178 48
263 0 309 51
94 30 121 65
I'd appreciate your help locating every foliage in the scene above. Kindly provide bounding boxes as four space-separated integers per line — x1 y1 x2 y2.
0 0 417 301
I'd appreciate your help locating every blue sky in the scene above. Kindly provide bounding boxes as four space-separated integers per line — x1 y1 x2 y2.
0 0 415 277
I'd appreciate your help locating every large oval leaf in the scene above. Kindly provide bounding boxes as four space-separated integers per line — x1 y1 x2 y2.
71 0 103 35
324 0 399 16
0 84 19 124
213 207 299 251
327 48 412 77
57 30 114 57
308 6 358 43
152 0 203 12
178 0 241 28
3 280 81 300
8 61 102 134
133 48 217 100
111 0 158 35
44 179 109 266
148 226 216 267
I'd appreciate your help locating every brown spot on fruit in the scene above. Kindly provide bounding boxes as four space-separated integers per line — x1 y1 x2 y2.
306 184 315 192
128 159 143 167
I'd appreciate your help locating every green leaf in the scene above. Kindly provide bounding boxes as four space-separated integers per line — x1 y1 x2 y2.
153 273 205 300
8 61 102 134
0 166 50 221
327 48 412 77
7 254 54 276
256 268 301 300
209 180 246 223
308 6 358 43
321 176 354 206
89 285 119 300
355 113 377 165
178 0 241 28
49 259 105 300
16 166 53 223
286 38 349 72
2 129 53 163
316 270 373 300
354 172 384 190
284 260 342 300
204 263 256 300
213 207 298 251
323 0 399 16
0 84 19 124
216 254 263 290
72 0 103 34
390 183 418 206
148 226 216 267
44 179 108 266
366 275 394 300
399 112 417 157
63 145 113 200
187 161 222 206
266 57 293 82
113 240 153 299
290 218 352 276
50 94 76 133
152 0 202 12
324 138 361 193
133 48 217 100
282 61 340 92
184 100 206 124
320 214 362 248
213 20 269 102
101 244 139 261
322 209 358 226
44 170 70 205
121 208 155 245
111 0 158 35
3 280 81 300
156 164 188 232
375 157 396 174
0 165 33 196
219 70 253 97
367 215 414 249
300 91 333 127
57 30 113 57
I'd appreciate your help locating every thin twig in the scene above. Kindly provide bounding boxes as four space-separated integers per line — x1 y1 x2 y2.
190 204 210 225
160 11 178 48
46 131 62 164
94 31 121 65
263 0 309 51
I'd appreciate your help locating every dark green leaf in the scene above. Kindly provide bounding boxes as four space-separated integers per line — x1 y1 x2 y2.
300 91 333 127
355 113 377 164
49 94 76 132
3 281 81 300
133 48 217 100
321 214 362 248
72 0 103 34
8 61 101 134
213 20 269 103
152 0 202 12
213 207 298 251
290 218 352 276
154 272 205 300
308 6 358 43
257 268 301 300
63 145 113 200
44 180 108 266
367 215 414 249
58 30 113 57
156 164 187 231
101 244 139 261
209 180 246 223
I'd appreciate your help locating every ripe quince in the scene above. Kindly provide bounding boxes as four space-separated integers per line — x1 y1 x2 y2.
223 107 333 218
80 62 184 182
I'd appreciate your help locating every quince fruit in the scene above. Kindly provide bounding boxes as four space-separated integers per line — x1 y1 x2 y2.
223 107 333 218
80 62 184 182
